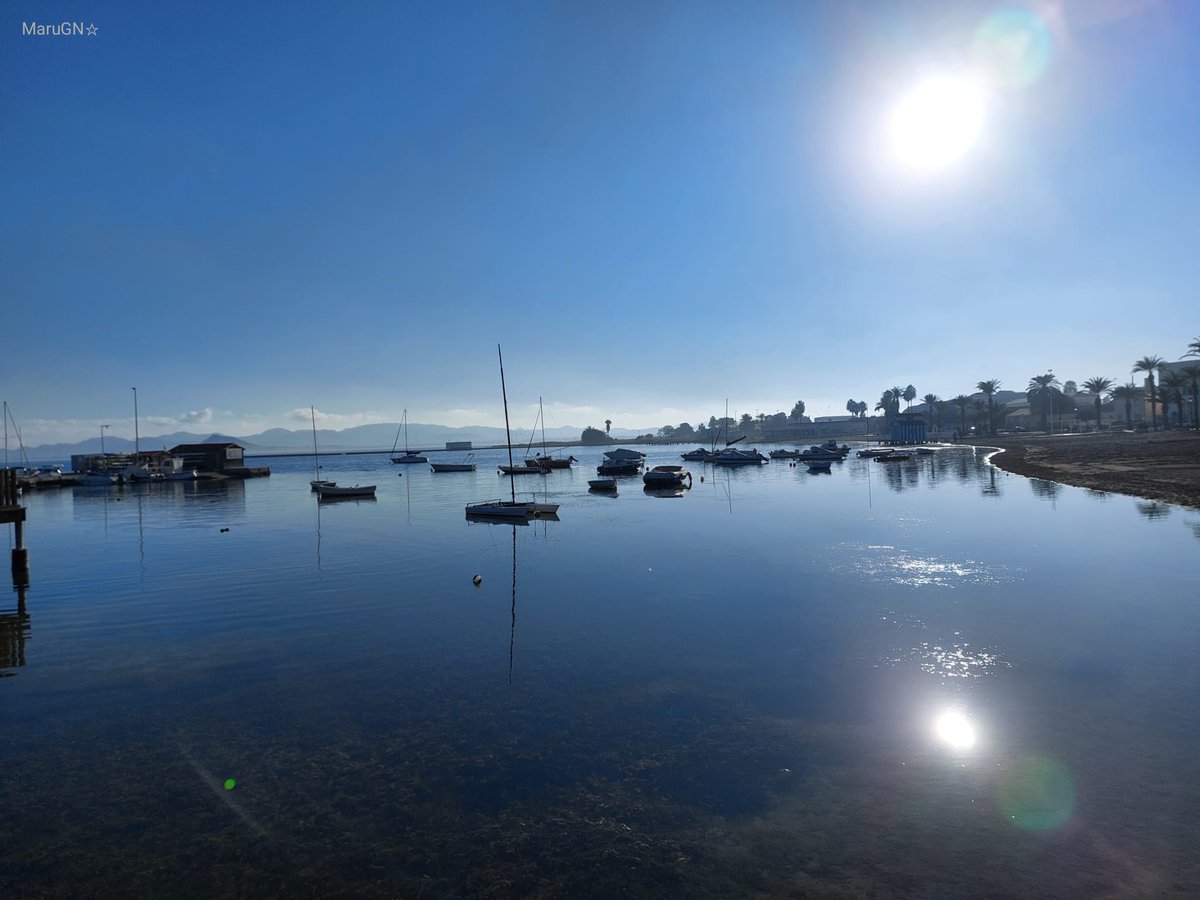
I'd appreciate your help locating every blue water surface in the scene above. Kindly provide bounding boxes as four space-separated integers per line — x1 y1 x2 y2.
2 445 1198 898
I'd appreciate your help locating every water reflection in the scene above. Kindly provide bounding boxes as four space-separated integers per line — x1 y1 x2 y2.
934 709 977 751
833 543 1021 588
0 589 30 677
1135 500 1172 521
1029 478 1062 502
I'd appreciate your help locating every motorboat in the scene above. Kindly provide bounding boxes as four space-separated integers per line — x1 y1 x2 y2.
316 483 377 498
431 454 477 473
875 452 912 462
642 465 692 488
681 448 718 461
769 449 804 459
588 477 618 492
806 459 833 472
857 447 893 458
597 458 642 475
711 448 768 466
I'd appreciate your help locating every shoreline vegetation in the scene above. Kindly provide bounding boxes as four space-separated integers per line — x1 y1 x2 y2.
960 430 1200 511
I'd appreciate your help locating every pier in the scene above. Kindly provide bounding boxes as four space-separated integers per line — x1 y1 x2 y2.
2 469 30 592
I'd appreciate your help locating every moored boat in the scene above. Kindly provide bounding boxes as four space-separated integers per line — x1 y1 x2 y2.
711 448 768 466
431 454 477 473
316 482 377 498
642 465 692 488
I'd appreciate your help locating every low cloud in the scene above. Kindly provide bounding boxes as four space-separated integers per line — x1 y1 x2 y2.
286 408 390 430
179 408 214 425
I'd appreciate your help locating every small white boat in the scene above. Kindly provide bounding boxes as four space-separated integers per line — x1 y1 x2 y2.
857 447 893 458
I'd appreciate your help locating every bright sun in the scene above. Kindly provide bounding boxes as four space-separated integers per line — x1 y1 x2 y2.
888 75 986 173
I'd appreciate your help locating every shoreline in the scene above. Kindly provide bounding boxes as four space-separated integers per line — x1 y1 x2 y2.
959 430 1200 511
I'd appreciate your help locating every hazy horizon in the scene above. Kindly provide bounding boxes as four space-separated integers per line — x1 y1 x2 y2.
4 2 1196 445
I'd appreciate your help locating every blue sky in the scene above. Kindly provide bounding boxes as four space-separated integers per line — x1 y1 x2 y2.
2 1 1197 444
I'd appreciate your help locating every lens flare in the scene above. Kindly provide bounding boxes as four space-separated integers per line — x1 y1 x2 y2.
972 8 1054 88
997 755 1075 831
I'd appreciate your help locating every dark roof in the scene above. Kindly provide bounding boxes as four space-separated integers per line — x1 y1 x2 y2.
169 442 243 453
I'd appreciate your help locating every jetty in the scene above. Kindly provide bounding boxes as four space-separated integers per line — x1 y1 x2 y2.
2 469 30 590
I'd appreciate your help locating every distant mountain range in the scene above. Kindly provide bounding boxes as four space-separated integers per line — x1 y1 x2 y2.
20 422 646 460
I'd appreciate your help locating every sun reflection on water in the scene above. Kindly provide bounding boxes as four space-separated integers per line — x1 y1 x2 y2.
934 709 977 751
830 543 1021 588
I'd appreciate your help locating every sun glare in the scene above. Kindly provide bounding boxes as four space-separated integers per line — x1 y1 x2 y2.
934 709 977 751
888 75 986 173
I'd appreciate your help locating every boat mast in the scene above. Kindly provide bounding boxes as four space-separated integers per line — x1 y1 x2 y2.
310 406 319 482
404 409 409 455
539 396 547 459
498 344 516 505
132 386 140 465
3 401 7 469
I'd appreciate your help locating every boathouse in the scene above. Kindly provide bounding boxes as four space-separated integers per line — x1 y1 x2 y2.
168 443 247 474
889 413 927 445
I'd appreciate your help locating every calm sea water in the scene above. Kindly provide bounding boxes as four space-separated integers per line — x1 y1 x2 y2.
2 446 1198 898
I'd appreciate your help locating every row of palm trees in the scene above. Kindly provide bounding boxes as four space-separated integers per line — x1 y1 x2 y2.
877 338 1200 436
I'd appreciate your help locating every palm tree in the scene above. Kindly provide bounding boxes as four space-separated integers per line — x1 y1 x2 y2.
1027 373 1061 432
975 379 1001 435
922 394 940 430
1184 337 1200 358
1180 364 1200 426
876 389 901 424
604 418 612 436
952 394 970 436
1161 370 1189 426
903 384 916 410
1109 383 1143 426
1081 377 1113 431
970 399 988 432
1132 356 1165 429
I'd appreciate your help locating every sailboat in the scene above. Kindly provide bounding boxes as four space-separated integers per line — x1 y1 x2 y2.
390 410 429 464
524 398 575 469
309 406 335 491
467 346 560 519
80 425 118 485
310 405 376 498
121 387 163 482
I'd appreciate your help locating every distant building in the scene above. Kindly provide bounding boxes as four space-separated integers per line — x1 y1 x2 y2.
169 443 246 473
445 441 472 451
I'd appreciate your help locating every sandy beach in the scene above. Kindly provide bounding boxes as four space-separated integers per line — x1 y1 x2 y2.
959 430 1200 510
